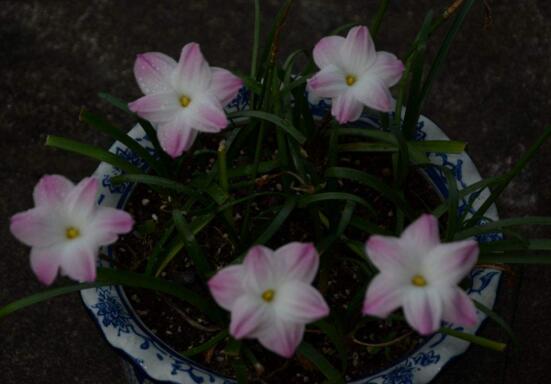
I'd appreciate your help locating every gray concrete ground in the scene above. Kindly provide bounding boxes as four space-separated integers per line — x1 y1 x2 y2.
1 0 550 383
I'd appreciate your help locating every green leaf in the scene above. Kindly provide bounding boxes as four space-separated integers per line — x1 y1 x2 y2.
173 210 212 279
0 282 106 319
250 0 261 78
298 192 375 214
98 92 131 113
370 0 390 39
478 252 551 264
80 110 167 176
338 142 397 153
314 319 348 370
227 160 279 179
46 136 143 175
473 300 518 346
254 197 296 244
297 342 345 384
432 175 505 218
228 110 306 144
455 216 551 240
349 217 394 236
410 140 466 154
418 0 477 107
182 330 228 357
325 167 415 219
145 223 176 275
438 327 507 352
465 126 551 227
111 174 199 196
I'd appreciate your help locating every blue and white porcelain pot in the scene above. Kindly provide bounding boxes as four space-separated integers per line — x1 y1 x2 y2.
81 88 502 384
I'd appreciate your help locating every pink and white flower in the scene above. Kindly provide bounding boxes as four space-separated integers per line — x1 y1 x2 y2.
10 175 134 285
208 243 330 358
362 214 479 335
129 43 242 158
307 25 404 123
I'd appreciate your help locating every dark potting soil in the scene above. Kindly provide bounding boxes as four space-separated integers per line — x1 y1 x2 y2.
113 129 444 383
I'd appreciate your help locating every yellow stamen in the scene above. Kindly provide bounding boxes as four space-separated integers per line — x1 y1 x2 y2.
345 74 357 86
179 95 191 107
66 227 80 240
261 289 275 302
411 274 427 287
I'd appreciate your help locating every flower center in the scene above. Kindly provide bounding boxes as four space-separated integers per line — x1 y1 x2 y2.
345 74 357 86
261 289 275 302
179 95 191 108
411 274 427 287
66 227 80 240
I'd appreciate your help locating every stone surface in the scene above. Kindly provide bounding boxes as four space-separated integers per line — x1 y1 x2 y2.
1 0 550 383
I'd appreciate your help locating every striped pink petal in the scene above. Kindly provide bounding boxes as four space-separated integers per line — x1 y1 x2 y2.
403 289 443 335
354 78 393 112
307 65 347 99
363 274 405 318
243 245 274 293
370 52 405 87
258 319 304 358
65 177 99 217
229 295 267 339
157 117 198 158
30 246 62 286
274 281 329 323
341 26 375 74
33 175 74 207
59 242 97 282
134 52 176 95
401 214 441 255
10 208 59 247
313 35 345 68
211 67 243 106
274 242 319 283
172 43 212 94
331 90 363 123
128 92 181 124
92 207 134 245
208 265 246 311
427 240 479 285
192 97 228 133
365 235 409 274
441 288 478 326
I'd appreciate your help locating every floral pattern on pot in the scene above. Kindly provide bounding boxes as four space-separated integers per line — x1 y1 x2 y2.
81 87 502 384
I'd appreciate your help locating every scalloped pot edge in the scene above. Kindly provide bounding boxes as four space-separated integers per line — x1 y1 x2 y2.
81 89 502 384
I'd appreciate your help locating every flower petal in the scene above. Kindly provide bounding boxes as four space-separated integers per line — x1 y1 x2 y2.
59 242 98 282
172 42 212 94
243 245 274 293
208 265 246 311
306 65 347 99
313 35 345 68
10 208 60 247
403 288 443 335
30 246 62 285
341 26 375 74
274 242 319 283
157 116 198 158
426 240 479 284
441 288 478 326
275 281 329 323
365 235 409 274
134 52 177 95
210 67 243 106
65 177 99 218
331 90 363 123
363 274 405 318
191 96 228 132
33 175 74 207
258 318 304 358
370 52 405 87
354 77 393 112
229 295 268 339
92 207 134 245
401 214 441 255
128 92 181 124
